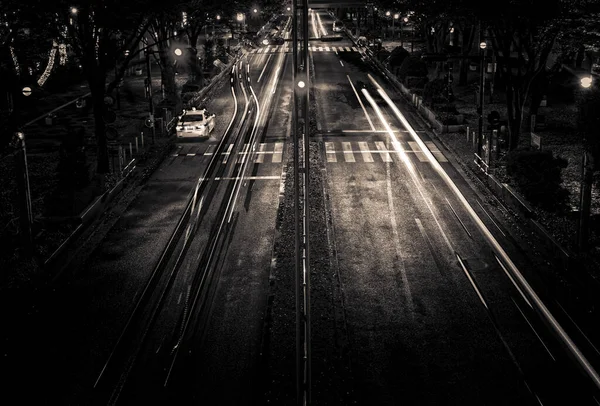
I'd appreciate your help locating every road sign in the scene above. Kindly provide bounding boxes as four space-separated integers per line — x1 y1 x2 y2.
531 132 542 150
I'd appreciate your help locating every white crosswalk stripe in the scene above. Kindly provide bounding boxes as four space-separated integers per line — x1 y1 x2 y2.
424 141 449 162
342 142 355 162
345 47 351 51
322 141 448 164
273 142 283 163
255 143 266 163
253 46 359 53
358 142 374 162
223 143 234 164
325 46 330 51
351 46 358 51
408 141 428 162
375 141 392 162
325 142 337 162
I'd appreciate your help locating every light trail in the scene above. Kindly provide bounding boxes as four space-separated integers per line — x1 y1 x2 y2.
347 75 375 131
369 73 600 391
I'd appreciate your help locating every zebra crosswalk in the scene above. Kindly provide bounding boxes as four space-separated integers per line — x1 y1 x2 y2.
171 142 285 164
324 141 448 164
249 45 359 54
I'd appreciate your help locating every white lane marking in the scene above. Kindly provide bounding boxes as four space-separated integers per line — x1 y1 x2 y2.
425 141 448 162
256 143 266 163
342 141 355 162
222 143 234 164
370 73 600 389
347 75 375 131
456 253 488 309
311 46 317 52
332 47 338 52
375 141 392 162
512 298 556 361
358 141 374 162
325 142 337 162
345 46 351 51
340 60 344 67
385 159 414 315
338 129 422 133
318 46 323 51
273 142 283 163
408 141 428 162
494 254 533 308
476 200 506 237
325 46 330 51
186 153 195 156
445 197 472 238
257 54 272 83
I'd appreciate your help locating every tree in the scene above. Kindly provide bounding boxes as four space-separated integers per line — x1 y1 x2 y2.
42 0 152 175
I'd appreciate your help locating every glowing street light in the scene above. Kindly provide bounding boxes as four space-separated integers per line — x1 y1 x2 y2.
581 76 593 88
297 80 306 88
216 15 221 21
70 6 78 14
174 48 182 56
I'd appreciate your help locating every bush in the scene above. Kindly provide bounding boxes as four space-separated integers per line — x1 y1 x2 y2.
506 149 569 212
405 76 428 89
423 78 446 105
387 46 410 69
397 55 428 81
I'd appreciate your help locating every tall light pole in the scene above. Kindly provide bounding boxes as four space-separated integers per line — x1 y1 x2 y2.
477 39 487 159
393 13 399 40
385 11 391 39
578 75 594 251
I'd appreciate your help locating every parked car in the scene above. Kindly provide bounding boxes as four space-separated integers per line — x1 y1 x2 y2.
176 107 215 138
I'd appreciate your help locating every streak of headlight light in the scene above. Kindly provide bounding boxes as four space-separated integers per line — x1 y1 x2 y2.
257 54 272 83
271 67 280 94
368 74 600 390
228 84 260 224
311 12 319 38
361 88 453 252
360 89 415 176
316 12 327 36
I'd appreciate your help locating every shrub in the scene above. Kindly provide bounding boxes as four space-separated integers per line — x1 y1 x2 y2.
405 76 428 89
423 78 446 105
397 55 428 81
387 46 410 69
506 149 569 212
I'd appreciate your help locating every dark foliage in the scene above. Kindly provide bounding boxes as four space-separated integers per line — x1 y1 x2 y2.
397 55 428 81
507 149 570 212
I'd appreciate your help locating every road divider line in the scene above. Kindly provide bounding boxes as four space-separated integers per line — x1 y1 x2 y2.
385 160 415 316
512 297 556 362
257 54 272 83
347 75 375 131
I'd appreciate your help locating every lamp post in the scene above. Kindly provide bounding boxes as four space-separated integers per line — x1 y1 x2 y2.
385 11 391 39
393 13 399 40
477 39 487 158
578 75 594 251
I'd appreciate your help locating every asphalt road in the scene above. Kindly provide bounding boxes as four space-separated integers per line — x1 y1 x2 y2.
311 9 599 406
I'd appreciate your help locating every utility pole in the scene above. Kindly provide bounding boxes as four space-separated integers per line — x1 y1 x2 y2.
12 131 34 256
145 50 156 144
477 23 486 159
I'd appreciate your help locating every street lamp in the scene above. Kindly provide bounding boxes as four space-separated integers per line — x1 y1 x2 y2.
70 6 78 14
578 74 595 250
393 13 399 40
477 40 487 162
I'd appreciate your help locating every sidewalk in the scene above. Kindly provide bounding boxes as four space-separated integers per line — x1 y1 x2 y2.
0 42 245 293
